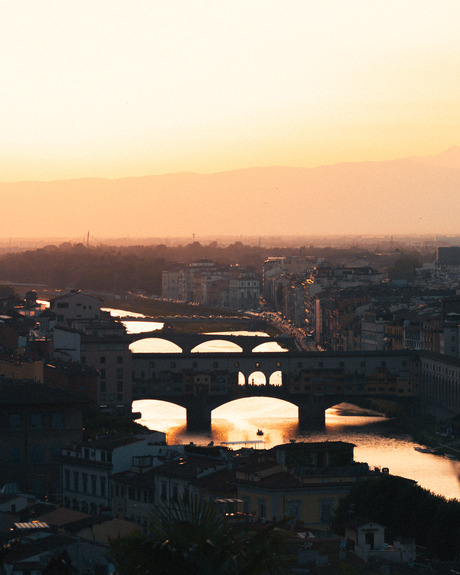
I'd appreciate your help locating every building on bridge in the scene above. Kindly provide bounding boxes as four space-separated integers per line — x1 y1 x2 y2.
131 349 420 430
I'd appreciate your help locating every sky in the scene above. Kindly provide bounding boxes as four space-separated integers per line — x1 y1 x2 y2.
1 0 460 182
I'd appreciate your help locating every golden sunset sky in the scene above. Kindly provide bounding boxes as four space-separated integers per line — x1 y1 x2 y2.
1 0 460 182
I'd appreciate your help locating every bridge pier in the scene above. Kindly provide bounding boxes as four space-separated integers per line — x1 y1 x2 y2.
185 398 212 432
297 398 326 430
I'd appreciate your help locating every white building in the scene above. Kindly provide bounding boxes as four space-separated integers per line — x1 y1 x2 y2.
49 290 101 324
60 432 166 514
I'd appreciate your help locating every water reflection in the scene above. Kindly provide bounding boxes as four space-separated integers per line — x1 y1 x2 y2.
123 321 164 334
102 307 146 318
192 340 243 353
134 398 460 500
108 311 459 500
130 338 182 353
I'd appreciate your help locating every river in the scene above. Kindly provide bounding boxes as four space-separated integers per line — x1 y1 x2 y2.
107 308 460 501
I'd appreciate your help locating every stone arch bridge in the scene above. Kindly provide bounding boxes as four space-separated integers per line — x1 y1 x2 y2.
131 348 419 431
127 330 295 354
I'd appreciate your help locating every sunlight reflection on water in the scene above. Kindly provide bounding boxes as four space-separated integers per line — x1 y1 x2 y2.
133 398 460 501
110 312 459 500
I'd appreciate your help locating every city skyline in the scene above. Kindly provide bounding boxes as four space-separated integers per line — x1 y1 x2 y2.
2 1 460 183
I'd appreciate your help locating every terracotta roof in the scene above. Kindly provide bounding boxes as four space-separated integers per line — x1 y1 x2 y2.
111 468 156 487
238 471 302 490
82 434 145 451
37 507 89 528
154 456 228 480
270 441 355 452
0 382 91 406
193 468 236 491
236 457 279 475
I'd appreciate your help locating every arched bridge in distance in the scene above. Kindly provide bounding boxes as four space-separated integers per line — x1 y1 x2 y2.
131 343 420 431
127 329 296 354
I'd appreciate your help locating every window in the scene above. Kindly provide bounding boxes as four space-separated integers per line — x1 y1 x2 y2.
286 500 302 520
100 369 106 380
91 475 97 495
117 368 123 379
52 413 64 430
117 356 123 364
161 481 167 500
31 445 43 464
73 471 79 491
100 477 106 497
9 414 21 431
82 473 88 494
320 500 333 523
31 413 42 430
10 445 21 464
100 356 106 364
257 498 266 519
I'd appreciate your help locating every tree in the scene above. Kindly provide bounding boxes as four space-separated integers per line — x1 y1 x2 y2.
43 550 76 575
331 475 460 560
109 497 293 575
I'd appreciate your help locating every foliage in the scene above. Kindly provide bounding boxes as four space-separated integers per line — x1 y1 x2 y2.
109 496 293 575
82 410 149 439
0 241 417 297
0 285 16 298
42 550 76 574
331 475 460 560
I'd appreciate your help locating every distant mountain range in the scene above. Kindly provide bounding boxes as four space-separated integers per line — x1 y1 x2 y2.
2 146 459 240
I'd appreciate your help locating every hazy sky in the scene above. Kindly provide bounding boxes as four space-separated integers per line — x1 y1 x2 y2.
2 1 460 182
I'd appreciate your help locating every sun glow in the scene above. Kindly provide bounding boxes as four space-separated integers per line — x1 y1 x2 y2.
1 1 459 182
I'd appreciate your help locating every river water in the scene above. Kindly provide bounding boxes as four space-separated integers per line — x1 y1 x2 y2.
106 308 460 501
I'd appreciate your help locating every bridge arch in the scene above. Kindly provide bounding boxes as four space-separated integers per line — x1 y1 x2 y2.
129 338 182 353
191 340 243 353
252 341 289 353
269 370 283 386
246 371 267 386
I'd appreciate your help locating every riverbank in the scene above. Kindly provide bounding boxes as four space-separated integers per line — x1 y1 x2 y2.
348 397 460 460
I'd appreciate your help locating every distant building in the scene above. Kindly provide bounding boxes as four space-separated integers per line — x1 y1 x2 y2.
228 273 260 310
162 260 260 310
436 246 460 265
49 290 101 325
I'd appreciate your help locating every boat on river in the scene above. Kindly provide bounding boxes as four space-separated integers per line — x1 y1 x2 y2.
414 446 437 454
